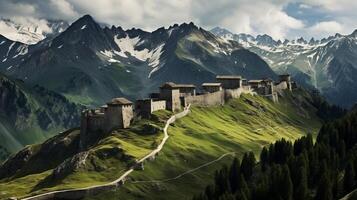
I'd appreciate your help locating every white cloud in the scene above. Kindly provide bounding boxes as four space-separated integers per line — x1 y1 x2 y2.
0 0 355 40
309 21 343 35
65 0 304 39
299 0 357 38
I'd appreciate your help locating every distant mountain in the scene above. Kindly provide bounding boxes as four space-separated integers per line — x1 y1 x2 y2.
0 72 82 154
211 27 357 108
0 18 69 44
0 15 276 106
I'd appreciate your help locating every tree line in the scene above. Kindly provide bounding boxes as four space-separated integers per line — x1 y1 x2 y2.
193 109 357 200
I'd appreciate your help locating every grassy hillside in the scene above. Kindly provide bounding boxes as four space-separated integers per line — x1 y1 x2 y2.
86 90 322 200
0 111 171 199
0 90 323 199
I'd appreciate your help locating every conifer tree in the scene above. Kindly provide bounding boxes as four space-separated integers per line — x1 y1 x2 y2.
294 166 308 200
260 147 269 171
315 171 333 200
229 158 240 192
281 165 293 200
240 152 255 181
343 161 356 193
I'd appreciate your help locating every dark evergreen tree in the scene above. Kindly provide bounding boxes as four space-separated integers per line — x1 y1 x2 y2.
229 158 241 192
238 175 250 200
315 171 333 200
281 165 293 200
343 161 356 193
260 147 268 172
240 152 255 181
294 165 308 200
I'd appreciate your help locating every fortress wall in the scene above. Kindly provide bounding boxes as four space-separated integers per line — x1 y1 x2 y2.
275 81 288 93
87 115 105 132
184 90 224 107
104 106 123 131
224 87 252 100
151 100 166 112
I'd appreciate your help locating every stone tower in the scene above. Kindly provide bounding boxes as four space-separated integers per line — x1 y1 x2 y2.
104 98 134 132
159 82 181 112
279 74 292 91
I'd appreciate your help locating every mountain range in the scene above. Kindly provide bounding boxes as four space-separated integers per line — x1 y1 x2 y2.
0 15 276 106
211 27 357 108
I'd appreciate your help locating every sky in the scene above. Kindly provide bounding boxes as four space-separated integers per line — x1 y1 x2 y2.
0 0 356 40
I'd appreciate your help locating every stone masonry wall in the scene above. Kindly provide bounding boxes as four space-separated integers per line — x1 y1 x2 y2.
183 90 224 107
121 105 133 128
151 100 166 113
224 87 252 100
275 81 288 93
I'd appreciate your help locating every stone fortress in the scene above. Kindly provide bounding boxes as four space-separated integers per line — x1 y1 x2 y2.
80 74 295 147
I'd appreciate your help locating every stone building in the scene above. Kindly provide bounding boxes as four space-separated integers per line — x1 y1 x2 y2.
159 82 181 112
279 74 292 91
80 97 133 149
135 98 166 118
176 84 196 96
202 83 222 93
105 98 134 130
248 80 264 89
216 75 242 89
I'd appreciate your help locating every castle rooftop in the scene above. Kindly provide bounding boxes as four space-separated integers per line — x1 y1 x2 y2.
160 82 179 89
216 75 242 80
107 97 133 106
279 74 291 77
175 84 196 88
202 83 222 86
248 80 263 83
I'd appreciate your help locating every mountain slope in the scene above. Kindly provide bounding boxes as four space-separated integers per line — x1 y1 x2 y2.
0 15 276 106
0 72 82 155
0 89 329 199
211 27 357 108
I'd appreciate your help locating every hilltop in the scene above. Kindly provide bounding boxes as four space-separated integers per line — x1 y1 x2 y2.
0 86 335 199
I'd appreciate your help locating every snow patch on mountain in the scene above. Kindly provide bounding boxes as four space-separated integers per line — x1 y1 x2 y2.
6 42 15 56
12 45 28 58
114 35 153 60
148 43 165 67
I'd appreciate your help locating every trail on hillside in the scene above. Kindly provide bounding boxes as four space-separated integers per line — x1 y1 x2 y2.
21 106 191 200
130 152 236 184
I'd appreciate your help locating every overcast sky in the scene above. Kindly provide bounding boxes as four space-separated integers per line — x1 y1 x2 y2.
0 0 356 40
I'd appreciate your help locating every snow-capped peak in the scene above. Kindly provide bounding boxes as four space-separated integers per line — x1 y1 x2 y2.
0 18 69 44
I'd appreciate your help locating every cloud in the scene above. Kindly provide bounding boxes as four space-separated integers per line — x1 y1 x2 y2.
294 0 357 39
0 0 304 39
308 21 343 37
0 0 355 40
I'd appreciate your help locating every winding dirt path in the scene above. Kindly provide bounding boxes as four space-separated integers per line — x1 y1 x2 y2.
21 105 191 200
